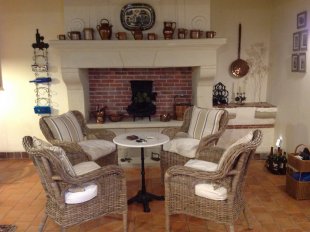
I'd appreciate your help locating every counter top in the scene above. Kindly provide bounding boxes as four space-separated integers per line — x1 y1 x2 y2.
215 102 276 108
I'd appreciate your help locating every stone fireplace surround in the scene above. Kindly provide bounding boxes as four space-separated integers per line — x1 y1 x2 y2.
50 39 227 120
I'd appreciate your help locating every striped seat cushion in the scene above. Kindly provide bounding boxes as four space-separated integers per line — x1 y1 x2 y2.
44 112 84 142
188 106 224 140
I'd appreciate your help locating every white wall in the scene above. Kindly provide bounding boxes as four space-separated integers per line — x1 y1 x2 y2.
0 0 67 151
0 0 304 152
211 0 273 103
268 0 310 152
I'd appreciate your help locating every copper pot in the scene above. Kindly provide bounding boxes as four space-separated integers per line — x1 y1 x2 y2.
230 24 249 78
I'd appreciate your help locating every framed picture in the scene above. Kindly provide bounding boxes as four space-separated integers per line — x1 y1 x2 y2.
292 54 299 72
293 32 300 51
299 53 306 72
297 11 307 29
300 30 308 51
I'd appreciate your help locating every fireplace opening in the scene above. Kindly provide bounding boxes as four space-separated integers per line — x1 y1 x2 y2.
127 80 157 121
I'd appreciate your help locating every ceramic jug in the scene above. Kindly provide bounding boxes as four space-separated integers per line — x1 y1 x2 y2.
178 28 188 39
131 28 143 40
206 31 216 38
163 21 176 40
190 30 203 39
97 18 112 40
67 31 81 40
83 28 94 40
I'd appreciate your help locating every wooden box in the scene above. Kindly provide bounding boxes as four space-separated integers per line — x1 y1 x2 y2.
286 153 310 200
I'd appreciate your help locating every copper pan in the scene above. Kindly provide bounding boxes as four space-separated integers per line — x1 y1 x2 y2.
230 24 249 78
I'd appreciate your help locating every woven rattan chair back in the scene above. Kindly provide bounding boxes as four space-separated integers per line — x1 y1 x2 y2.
164 129 263 232
39 110 118 166
22 136 128 232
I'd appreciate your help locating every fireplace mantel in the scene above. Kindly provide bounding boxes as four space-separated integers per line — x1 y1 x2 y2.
50 39 226 118
50 39 226 68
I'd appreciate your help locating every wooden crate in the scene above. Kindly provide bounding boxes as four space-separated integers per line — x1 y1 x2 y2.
286 153 310 200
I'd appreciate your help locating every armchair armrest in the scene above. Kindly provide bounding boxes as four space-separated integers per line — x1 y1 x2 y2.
86 128 116 142
62 165 125 185
165 165 235 191
161 127 182 139
196 146 225 163
165 165 225 182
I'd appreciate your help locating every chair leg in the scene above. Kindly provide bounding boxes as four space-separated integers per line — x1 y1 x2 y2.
229 225 235 232
244 205 253 229
123 212 128 232
165 215 170 232
38 213 48 232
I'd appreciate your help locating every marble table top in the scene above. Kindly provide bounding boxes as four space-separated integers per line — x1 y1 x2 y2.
113 132 169 148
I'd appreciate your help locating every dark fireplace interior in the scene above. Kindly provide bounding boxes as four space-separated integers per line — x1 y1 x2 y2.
127 80 157 121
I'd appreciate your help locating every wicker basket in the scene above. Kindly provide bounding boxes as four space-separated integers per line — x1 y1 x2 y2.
286 152 310 200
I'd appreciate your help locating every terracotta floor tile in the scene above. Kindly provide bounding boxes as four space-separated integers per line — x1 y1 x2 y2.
2 159 310 231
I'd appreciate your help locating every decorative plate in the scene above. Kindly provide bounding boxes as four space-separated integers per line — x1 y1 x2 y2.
120 3 155 31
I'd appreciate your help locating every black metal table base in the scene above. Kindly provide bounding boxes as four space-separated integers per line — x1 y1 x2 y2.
129 146 164 212
128 190 164 212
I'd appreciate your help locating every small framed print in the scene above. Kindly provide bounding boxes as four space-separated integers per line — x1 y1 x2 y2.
300 30 308 51
292 54 299 72
297 11 307 29
293 32 300 51
299 53 306 72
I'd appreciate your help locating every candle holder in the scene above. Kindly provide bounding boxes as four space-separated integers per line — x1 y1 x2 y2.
235 92 246 104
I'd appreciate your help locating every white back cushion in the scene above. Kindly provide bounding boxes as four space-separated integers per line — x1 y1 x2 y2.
217 131 254 170
44 112 84 142
188 106 224 139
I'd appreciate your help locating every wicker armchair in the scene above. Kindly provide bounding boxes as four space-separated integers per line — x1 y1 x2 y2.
164 129 263 232
39 110 117 166
22 136 127 232
160 106 229 181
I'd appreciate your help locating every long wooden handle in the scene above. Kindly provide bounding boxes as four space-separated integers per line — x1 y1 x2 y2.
238 23 242 59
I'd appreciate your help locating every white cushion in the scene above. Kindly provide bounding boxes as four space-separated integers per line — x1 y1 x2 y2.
78 140 116 160
163 138 200 158
195 183 227 200
65 182 98 204
184 159 218 172
44 112 84 142
188 106 224 140
73 161 101 176
217 131 254 170
45 146 77 177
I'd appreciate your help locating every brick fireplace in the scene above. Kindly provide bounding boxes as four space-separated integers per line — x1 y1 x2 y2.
88 67 192 117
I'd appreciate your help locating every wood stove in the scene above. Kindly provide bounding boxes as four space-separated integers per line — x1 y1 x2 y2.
127 80 157 121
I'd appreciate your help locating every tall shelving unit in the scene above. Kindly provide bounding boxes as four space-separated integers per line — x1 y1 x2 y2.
30 29 52 114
